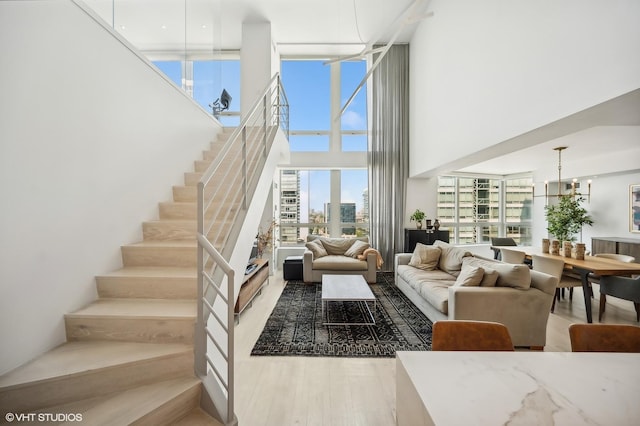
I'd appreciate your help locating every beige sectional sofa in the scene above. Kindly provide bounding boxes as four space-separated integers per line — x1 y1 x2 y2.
394 240 557 348
303 236 377 284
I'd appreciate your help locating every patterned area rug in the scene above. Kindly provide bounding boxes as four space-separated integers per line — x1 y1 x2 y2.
251 272 432 357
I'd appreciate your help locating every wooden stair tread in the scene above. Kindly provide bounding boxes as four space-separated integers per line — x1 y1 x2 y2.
96 267 197 300
62 376 202 425
124 240 197 248
174 408 224 426
67 298 196 319
144 219 197 225
98 266 196 279
0 341 192 390
120 240 204 267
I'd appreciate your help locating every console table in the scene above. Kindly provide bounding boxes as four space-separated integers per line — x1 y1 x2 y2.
404 229 449 252
235 258 269 320
592 237 640 263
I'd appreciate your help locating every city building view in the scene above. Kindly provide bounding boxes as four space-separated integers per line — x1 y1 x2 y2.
437 176 533 245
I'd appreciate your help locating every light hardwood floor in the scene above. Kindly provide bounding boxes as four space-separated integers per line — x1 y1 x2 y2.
234 270 639 426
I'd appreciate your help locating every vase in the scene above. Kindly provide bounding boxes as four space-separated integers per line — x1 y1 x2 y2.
416 221 423 229
551 240 560 255
434 219 440 230
542 238 550 254
563 241 573 257
575 243 586 260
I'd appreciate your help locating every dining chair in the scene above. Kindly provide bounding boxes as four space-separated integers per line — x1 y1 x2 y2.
598 275 640 322
568 323 640 352
531 255 580 313
587 253 637 320
491 237 517 260
432 320 514 351
500 248 526 265
589 253 636 284
594 253 636 263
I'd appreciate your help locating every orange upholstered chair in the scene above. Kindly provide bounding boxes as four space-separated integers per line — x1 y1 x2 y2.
568 323 640 352
432 320 514 351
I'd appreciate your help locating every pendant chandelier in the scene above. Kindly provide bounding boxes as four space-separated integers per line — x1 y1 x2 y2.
535 146 592 203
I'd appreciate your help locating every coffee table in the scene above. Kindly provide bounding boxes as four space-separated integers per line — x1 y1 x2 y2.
321 275 376 326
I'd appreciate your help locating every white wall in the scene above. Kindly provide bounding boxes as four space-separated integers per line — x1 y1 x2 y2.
532 171 640 252
0 1 222 374
404 177 437 228
241 21 277 118
409 0 640 177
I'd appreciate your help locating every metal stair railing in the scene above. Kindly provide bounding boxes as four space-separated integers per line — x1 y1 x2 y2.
195 74 288 425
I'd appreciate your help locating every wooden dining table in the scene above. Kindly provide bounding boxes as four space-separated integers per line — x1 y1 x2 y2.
491 246 640 323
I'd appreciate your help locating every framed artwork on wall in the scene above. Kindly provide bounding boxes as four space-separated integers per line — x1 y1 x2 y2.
631 184 640 233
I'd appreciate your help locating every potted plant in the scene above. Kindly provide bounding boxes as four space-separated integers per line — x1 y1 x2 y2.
545 195 593 246
410 209 426 229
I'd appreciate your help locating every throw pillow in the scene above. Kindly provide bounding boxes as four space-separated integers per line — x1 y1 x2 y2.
320 238 353 255
454 263 485 287
462 257 499 287
408 243 441 271
480 267 500 287
433 240 472 276
494 263 531 290
344 240 370 258
305 239 328 258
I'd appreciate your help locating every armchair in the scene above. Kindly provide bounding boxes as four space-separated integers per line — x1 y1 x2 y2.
302 236 377 283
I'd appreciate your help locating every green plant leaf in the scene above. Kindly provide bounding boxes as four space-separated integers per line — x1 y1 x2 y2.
545 195 593 242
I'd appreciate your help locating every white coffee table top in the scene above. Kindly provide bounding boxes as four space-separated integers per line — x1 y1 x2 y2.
321 275 374 301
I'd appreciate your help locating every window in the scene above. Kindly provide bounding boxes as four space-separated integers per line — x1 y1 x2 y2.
341 169 369 237
340 61 367 152
193 60 241 126
152 59 240 125
282 61 331 134
153 61 183 88
437 176 533 245
278 168 368 245
278 59 369 244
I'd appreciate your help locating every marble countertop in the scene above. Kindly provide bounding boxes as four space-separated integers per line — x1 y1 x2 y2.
397 351 640 426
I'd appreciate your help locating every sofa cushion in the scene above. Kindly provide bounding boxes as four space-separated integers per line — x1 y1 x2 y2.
415 281 452 314
312 255 368 271
344 240 370 258
454 263 484 287
463 257 500 287
397 265 457 284
408 243 441 270
318 238 354 255
305 239 328 258
494 263 531 290
433 240 472 277
308 235 368 243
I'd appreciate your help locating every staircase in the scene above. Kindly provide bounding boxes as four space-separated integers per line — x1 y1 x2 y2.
0 128 250 425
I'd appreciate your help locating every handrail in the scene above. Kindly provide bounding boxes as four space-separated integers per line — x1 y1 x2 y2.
200 74 289 188
195 74 288 425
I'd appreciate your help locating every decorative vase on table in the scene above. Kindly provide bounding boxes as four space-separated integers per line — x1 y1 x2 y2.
575 243 586 260
551 240 560 255
563 241 573 257
542 238 550 254
416 221 423 230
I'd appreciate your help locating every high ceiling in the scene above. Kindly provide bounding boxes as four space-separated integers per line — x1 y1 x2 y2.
85 0 423 56
83 0 639 178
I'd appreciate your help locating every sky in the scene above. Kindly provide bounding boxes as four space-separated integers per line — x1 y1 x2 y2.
154 58 368 214
281 60 368 216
